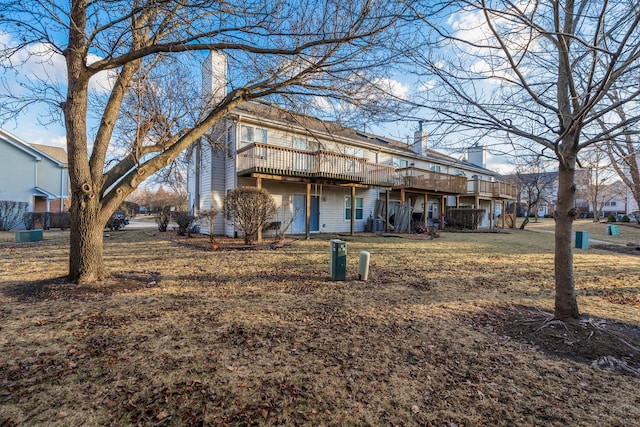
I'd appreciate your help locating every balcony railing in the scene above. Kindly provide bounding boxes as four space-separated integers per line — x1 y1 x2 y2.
236 143 395 186
467 179 517 199
394 167 468 194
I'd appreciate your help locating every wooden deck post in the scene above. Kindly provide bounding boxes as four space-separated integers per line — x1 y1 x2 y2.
489 199 494 230
423 193 428 230
385 190 390 232
440 195 445 230
257 177 262 243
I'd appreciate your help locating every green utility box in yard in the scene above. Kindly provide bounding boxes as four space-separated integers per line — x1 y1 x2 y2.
15 229 43 243
575 231 589 249
606 225 620 236
330 239 347 281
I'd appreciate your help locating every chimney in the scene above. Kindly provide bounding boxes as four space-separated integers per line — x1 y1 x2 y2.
467 145 486 168
201 51 227 105
413 121 428 156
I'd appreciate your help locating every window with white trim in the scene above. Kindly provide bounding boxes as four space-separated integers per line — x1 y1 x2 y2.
392 157 409 168
240 125 268 145
345 196 363 220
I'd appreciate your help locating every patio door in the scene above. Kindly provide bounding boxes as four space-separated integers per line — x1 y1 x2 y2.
292 194 320 234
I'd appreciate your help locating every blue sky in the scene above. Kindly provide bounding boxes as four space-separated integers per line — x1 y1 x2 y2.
0 6 514 174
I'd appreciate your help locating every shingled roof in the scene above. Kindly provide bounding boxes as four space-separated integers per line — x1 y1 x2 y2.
30 143 68 164
232 102 497 174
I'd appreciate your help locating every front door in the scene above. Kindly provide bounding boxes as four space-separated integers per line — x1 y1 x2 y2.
310 196 319 232
292 194 306 233
292 194 320 234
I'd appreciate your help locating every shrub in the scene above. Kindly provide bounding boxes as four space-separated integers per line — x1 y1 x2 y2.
172 211 195 236
607 214 617 222
0 201 29 230
199 209 219 243
224 187 276 245
156 209 171 232
621 215 630 223
22 211 71 230
50 212 71 229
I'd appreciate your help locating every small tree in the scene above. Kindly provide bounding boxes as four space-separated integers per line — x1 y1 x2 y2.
224 187 276 245
156 209 171 232
172 211 195 236
199 209 219 243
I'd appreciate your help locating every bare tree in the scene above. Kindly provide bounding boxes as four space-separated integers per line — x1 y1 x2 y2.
595 91 640 217
513 167 556 229
0 0 408 283
408 0 640 319
575 150 620 222
224 187 276 245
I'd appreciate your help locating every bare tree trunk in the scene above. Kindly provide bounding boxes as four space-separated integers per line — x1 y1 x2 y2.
64 2 108 283
554 155 580 320
69 199 108 283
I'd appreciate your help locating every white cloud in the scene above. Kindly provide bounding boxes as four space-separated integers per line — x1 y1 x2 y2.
371 77 408 100
419 79 436 92
87 53 116 93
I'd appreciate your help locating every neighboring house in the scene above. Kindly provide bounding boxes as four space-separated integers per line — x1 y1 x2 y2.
505 171 559 217
508 170 629 219
188 52 517 238
0 128 69 224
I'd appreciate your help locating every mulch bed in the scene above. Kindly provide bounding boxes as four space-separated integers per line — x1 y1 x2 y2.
149 231 298 251
472 305 640 377
591 243 640 255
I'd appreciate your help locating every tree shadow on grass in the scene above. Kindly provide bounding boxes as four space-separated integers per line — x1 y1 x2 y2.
470 304 640 377
1 271 161 302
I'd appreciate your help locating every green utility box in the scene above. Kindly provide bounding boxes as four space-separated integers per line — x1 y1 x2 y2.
15 229 43 243
330 239 347 281
575 231 589 249
606 225 620 236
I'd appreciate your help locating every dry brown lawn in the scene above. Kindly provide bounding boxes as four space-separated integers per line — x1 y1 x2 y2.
0 227 639 426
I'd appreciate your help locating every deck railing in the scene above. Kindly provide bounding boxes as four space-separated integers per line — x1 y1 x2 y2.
236 143 395 186
467 179 517 198
394 167 468 193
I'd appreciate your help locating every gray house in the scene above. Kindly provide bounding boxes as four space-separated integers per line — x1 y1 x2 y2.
0 128 69 218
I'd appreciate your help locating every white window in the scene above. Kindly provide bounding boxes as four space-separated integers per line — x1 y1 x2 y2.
240 125 268 145
345 146 364 158
293 136 320 152
430 164 441 172
345 197 363 220
392 157 409 169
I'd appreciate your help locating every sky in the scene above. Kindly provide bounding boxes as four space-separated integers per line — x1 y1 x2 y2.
0 3 515 174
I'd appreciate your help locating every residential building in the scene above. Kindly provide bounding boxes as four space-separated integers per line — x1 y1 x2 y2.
0 128 69 223
508 170 629 219
188 52 517 238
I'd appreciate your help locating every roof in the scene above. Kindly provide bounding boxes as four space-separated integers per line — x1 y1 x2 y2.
30 143 67 164
0 128 67 167
231 103 497 175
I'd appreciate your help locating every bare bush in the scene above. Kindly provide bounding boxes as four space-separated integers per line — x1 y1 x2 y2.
156 209 171 232
0 201 29 230
224 187 276 245
199 209 219 243
172 211 195 236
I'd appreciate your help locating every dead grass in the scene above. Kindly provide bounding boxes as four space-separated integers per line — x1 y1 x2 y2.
526 217 640 245
0 228 639 426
